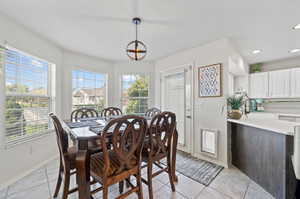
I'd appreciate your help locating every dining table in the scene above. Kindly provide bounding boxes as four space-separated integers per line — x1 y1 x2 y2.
62 116 179 199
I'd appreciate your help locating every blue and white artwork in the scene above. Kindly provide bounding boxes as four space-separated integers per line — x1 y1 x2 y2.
198 64 222 97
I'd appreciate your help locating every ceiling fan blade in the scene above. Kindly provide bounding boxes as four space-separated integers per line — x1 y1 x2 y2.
79 15 131 23
142 18 179 26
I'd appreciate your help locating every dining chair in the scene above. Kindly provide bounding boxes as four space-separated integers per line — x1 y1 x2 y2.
90 115 147 199
49 113 101 199
145 107 161 118
49 113 79 199
71 107 99 122
141 111 177 199
100 107 122 117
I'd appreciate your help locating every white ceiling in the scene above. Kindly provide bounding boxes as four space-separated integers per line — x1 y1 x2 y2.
0 0 299 63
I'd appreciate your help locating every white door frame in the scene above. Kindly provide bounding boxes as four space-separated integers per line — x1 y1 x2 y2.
160 63 194 153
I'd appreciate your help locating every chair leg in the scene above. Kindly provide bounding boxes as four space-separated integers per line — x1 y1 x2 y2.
147 162 154 199
119 181 124 194
62 170 70 199
126 176 131 188
102 186 109 199
53 162 63 198
167 155 176 192
136 171 144 199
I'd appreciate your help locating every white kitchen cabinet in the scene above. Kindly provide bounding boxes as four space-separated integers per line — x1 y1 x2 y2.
291 68 300 98
249 72 269 98
268 69 290 98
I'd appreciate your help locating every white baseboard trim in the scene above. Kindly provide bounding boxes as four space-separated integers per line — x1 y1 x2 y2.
0 155 59 189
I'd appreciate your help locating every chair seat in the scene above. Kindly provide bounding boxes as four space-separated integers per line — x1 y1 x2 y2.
90 151 138 180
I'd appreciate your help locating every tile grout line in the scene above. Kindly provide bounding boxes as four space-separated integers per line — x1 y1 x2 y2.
4 186 9 199
193 185 206 199
209 186 235 199
242 182 251 199
44 167 52 199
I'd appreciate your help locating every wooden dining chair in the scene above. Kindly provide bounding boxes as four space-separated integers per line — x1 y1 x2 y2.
142 111 177 199
49 113 79 199
71 107 99 122
145 107 161 118
100 107 122 117
90 115 147 199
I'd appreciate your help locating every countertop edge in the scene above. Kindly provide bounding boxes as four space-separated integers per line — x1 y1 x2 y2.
227 119 295 136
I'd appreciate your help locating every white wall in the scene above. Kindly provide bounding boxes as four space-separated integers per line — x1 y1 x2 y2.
155 38 243 167
0 13 62 187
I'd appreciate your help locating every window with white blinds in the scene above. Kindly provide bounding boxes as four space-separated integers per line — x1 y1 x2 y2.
1 46 53 144
121 74 150 115
72 70 107 111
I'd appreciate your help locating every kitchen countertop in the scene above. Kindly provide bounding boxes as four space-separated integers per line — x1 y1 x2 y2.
228 113 300 136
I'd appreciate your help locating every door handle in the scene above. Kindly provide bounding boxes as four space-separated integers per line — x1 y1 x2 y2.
186 116 192 119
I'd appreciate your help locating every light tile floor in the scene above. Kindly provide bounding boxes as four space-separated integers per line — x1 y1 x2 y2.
0 158 275 199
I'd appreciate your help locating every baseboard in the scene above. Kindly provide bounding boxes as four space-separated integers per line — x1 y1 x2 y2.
0 155 59 189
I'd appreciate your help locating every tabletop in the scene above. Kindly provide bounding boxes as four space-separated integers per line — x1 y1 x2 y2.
63 116 152 140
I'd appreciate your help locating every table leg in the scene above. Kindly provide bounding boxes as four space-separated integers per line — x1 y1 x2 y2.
172 129 178 182
76 140 91 199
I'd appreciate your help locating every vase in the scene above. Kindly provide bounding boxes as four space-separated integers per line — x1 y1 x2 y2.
228 109 242 120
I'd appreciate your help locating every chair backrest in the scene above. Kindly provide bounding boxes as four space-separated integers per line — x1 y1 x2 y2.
71 108 99 121
101 107 122 117
148 111 176 157
145 107 161 118
49 113 69 163
100 115 147 176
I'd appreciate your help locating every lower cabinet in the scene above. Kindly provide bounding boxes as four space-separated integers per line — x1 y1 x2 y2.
230 122 297 199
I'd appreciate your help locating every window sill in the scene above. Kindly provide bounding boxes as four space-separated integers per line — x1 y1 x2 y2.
4 130 54 150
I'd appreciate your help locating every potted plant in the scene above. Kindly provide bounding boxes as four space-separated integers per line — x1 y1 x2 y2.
227 95 244 119
250 63 263 73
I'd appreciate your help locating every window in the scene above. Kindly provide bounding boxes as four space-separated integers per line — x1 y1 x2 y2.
2 46 53 143
72 70 107 111
121 74 150 115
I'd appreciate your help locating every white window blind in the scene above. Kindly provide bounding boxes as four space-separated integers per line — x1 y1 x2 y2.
121 74 150 115
2 46 53 144
72 70 107 111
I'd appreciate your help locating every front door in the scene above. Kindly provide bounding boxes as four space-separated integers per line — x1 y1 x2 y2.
161 65 193 153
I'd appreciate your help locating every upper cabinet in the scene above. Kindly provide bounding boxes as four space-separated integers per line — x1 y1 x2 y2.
269 69 290 98
249 72 269 98
248 67 300 99
291 68 300 97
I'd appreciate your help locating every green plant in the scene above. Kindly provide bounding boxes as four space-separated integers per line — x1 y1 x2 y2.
250 63 263 73
227 95 244 110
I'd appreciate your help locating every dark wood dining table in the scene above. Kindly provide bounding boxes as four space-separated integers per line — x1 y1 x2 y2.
63 117 178 199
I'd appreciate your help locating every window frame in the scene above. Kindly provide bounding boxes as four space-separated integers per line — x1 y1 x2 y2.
120 73 151 115
3 46 55 147
71 69 108 112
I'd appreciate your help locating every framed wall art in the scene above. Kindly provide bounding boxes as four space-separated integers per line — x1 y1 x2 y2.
198 63 222 97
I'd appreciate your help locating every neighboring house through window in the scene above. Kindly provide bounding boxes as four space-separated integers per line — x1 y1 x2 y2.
72 70 107 111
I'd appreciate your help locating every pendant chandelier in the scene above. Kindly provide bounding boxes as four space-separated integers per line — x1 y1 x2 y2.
126 17 147 61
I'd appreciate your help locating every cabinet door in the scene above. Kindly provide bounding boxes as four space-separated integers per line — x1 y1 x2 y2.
249 72 269 98
269 69 290 98
291 68 300 98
